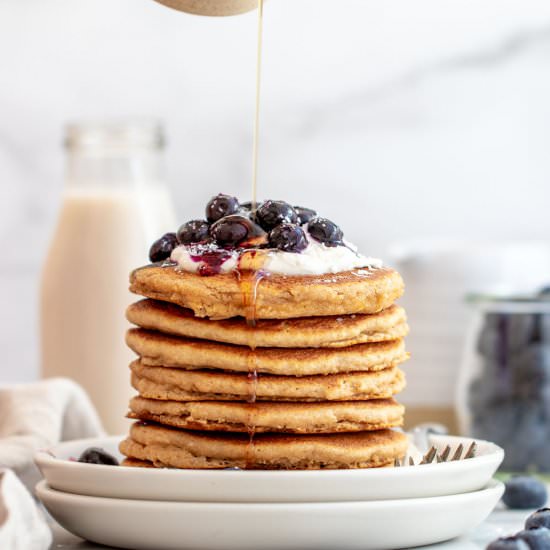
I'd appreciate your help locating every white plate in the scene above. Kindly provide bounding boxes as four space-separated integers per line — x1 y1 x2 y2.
34 434 503 503
36 479 504 550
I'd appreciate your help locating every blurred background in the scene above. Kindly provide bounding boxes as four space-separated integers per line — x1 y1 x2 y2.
2 0 550 441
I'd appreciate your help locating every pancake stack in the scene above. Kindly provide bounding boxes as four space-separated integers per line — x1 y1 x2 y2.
120 262 410 469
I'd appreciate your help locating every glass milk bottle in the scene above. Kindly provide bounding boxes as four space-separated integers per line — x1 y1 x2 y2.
41 121 176 434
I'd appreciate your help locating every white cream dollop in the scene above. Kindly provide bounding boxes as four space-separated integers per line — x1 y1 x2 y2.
170 237 382 276
263 238 382 275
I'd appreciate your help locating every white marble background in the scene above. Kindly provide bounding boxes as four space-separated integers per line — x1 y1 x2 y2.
1 0 550 409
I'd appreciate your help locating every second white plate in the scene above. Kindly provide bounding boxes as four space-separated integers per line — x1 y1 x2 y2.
35 433 503 502
36 479 504 550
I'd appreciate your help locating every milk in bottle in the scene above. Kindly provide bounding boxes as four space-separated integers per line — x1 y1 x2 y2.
41 121 176 433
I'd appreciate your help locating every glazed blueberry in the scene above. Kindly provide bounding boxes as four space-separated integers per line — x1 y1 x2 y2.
268 223 308 253
177 219 210 245
486 536 530 550
517 527 550 550
255 200 298 231
209 215 265 247
206 193 240 223
78 447 119 466
307 217 344 247
294 206 317 226
149 232 178 263
527 510 550 530
503 477 548 510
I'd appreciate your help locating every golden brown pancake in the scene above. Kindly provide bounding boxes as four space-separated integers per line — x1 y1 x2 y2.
119 421 408 469
126 329 409 376
129 265 404 320
126 299 409 348
130 360 406 402
127 396 404 434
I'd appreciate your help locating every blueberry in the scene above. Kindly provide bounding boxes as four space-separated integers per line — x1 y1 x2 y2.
210 215 265 248
517 527 550 549
486 536 530 550
307 217 344 247
255 200 298 231
268 223 308 253
503 477 548 509
206 193 239 223
78 447 119 466
148 232 178 263
177 220 210 245
527 509 550 530
294 206 317 225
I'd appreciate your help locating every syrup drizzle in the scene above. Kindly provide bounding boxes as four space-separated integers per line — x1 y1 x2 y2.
236 249 267 468
251 0 264 210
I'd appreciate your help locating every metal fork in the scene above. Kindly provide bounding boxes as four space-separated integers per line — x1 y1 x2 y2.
394 441 477 467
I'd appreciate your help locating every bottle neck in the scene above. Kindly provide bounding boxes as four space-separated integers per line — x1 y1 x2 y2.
65 147 164 189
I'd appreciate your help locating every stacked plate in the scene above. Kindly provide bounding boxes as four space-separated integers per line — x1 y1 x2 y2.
35 433 504 550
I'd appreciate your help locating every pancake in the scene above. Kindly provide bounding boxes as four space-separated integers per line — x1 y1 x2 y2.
129 265 404 320
127 396 404 434
126 299 409 348
119 421 408 469
126 329 409 376
130 360 406 402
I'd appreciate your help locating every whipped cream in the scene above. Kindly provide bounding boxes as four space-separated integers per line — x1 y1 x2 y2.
170 236 382 276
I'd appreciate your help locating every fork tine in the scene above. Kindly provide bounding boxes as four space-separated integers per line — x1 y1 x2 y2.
464 442 477 459
451 443 464 461
420 446 438 465
439 445 451 462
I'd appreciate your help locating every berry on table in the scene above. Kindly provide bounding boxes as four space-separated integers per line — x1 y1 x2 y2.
486 536 530 550
503 477 548 510
516 527 550 549
526 509 550 531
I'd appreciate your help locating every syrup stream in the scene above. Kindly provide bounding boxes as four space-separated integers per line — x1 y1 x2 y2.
251 0 264 210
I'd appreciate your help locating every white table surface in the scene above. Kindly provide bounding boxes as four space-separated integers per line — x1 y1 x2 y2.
48 506 533 550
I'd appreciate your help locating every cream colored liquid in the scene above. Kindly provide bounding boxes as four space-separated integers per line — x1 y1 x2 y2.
41 186 175 434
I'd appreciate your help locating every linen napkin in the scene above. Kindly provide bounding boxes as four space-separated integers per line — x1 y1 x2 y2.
0 378 105 550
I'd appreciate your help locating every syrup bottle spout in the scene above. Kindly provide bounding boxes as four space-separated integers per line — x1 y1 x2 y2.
153 0 262 16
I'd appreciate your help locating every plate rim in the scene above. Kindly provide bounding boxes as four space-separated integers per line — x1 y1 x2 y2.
35 433 504 478
36 478 504 508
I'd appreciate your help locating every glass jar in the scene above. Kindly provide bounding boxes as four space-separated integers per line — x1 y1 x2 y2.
41 120 176 434
456 292 550 472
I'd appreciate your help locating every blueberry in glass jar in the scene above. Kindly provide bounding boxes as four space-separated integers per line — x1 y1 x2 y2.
78 447 119 466
206 193 240 223
177 220 210 245
294 206 317 226
255 200 298 231
268 223 308 252
149 232 178 263
307 217 343 247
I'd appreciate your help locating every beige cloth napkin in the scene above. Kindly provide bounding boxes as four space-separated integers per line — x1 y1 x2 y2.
0 378 104 550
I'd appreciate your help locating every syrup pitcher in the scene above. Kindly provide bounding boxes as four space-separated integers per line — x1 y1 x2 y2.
153 0 262 16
